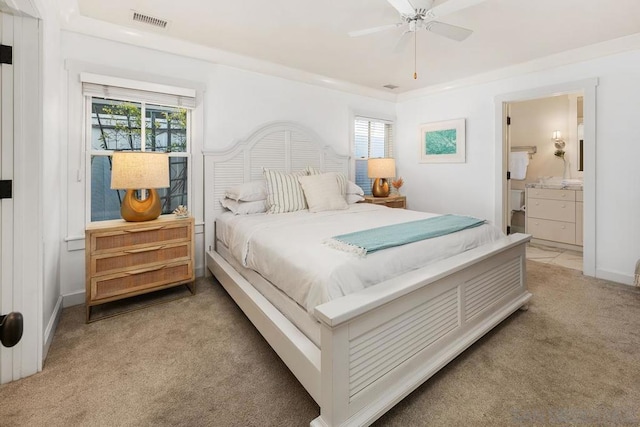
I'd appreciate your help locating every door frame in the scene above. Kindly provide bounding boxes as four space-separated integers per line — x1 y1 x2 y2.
494 78 598 277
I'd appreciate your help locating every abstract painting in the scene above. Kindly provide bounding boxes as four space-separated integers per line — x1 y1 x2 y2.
419 119 466 163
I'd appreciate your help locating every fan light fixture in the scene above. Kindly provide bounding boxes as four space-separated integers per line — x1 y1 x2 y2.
348 0 477 79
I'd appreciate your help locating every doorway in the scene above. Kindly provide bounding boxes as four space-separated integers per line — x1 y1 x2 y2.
495 79 597 277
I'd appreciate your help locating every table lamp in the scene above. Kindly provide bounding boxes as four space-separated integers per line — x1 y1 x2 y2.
110 151 170 222
367 158 395 197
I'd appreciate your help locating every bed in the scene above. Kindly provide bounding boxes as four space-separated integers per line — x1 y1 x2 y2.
204 121 531 426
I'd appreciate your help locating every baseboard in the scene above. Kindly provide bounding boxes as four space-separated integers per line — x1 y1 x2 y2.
196 265 205 278
43 296 63 360
596 268 634 286
63 290 85 308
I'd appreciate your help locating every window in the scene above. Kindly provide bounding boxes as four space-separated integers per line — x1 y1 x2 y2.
84 77 195 221
354 117 394 195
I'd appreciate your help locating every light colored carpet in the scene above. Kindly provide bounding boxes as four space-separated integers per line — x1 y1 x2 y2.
1 261 639 426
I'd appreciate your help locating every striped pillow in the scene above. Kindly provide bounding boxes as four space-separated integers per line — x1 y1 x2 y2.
263 168 309 214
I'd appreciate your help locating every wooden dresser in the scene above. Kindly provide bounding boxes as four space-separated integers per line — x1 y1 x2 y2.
362 195 406 209
85 215 195 322
526 188 583 248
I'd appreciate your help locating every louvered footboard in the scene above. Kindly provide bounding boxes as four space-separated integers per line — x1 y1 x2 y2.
312 234 530 426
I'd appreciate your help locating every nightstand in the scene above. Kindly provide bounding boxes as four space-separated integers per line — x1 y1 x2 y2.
362 195 406 209
84 215 195 322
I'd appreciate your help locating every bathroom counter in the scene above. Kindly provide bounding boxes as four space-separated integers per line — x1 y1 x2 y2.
525 183 583 191
525 186 583 248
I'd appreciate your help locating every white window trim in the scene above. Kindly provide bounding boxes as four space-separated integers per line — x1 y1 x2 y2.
351 112 396 194
83 82 194 224
80 72 196 99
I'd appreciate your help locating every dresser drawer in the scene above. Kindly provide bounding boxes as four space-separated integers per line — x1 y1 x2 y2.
91 261 193 301
91 242 191 277
91 222 191 253
527 199 576 223
527 218 576 244
527 188 575 201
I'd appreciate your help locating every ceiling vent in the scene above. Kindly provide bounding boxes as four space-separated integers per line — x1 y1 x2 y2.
132 11 168 29
383 84 399 90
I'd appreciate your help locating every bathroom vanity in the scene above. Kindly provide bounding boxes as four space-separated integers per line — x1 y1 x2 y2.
525 184 583 248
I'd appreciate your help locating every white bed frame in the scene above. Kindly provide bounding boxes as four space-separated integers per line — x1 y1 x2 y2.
204 121 531 426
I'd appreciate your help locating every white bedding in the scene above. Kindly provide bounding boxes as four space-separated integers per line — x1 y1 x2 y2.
216 203 504 314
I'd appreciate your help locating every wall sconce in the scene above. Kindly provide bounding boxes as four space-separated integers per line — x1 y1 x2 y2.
367 158 395 197
552 130 565 150
110 151 170 222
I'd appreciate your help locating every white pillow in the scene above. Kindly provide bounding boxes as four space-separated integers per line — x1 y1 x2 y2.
220 198 267 215
306 168 348 195
224 181 266 202
346 194 364 204
298 174 349 213
263 169 309 214
346 181 364 196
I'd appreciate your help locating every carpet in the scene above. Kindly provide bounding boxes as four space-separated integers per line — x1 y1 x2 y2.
0 261 639 426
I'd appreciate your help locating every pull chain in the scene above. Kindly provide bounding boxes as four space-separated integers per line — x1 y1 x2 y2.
413 32 417 79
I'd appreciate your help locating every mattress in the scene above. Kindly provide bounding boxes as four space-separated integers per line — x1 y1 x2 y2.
216 203 504 316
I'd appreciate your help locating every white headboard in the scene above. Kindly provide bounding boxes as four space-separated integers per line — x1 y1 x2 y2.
203 121 350 250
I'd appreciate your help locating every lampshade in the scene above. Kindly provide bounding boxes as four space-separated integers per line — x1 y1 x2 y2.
367 158 396 178
110 152 170 222
111 152 169 190
552 130 562 141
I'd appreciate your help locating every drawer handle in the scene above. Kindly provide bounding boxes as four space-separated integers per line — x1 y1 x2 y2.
561 226 566 229
561 194 566 197
124 226 165 233
561 204 565 208
125 265 167 275
124 245 165 254
535 202 539 206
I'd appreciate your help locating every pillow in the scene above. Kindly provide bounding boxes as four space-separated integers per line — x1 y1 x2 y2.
224 181 266 202
346 194 364 204
220 198 267 215
298 174 349 213
347 181 364 196
306 166 322 175
263 169 309 214
306 168 348 196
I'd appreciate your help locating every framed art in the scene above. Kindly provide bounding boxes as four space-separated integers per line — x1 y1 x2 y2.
419 118 466 163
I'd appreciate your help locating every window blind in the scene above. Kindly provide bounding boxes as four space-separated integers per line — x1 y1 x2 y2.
81 73 196 109
354 116 395 195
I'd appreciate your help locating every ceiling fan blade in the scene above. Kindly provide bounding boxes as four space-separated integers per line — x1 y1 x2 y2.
425 21 473 41
387 0 416 16
427 0 486 18
348 22 402 37
393 30 412 53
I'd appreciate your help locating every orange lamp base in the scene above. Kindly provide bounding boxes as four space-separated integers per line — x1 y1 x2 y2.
371 178 390 197
121 189 162 222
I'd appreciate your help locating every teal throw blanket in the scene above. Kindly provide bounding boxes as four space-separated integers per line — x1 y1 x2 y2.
326 214 486 256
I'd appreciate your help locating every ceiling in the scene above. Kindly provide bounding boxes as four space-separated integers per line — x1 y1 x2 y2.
75 0 640 94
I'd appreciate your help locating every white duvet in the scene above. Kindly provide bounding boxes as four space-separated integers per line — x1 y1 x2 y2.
217 203 504 314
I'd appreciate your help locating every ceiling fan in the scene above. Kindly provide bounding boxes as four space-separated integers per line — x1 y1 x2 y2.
349 0 482 78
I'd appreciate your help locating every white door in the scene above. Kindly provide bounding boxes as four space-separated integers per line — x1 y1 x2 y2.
0 11 15 384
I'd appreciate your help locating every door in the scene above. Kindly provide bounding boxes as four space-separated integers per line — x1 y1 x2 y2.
0 10 13 383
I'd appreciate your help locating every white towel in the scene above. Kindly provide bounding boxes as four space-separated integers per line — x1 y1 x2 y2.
509 152 529 180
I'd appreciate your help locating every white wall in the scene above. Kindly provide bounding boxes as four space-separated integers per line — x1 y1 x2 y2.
396 49 640 284
38 0 63 360
58 31 396 303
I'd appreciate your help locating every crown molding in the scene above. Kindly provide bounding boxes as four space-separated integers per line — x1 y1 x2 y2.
57 6 397 103
397 32 640 102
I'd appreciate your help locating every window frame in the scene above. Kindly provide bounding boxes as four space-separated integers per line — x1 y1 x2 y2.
353 114 395 195
84 92 193 223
